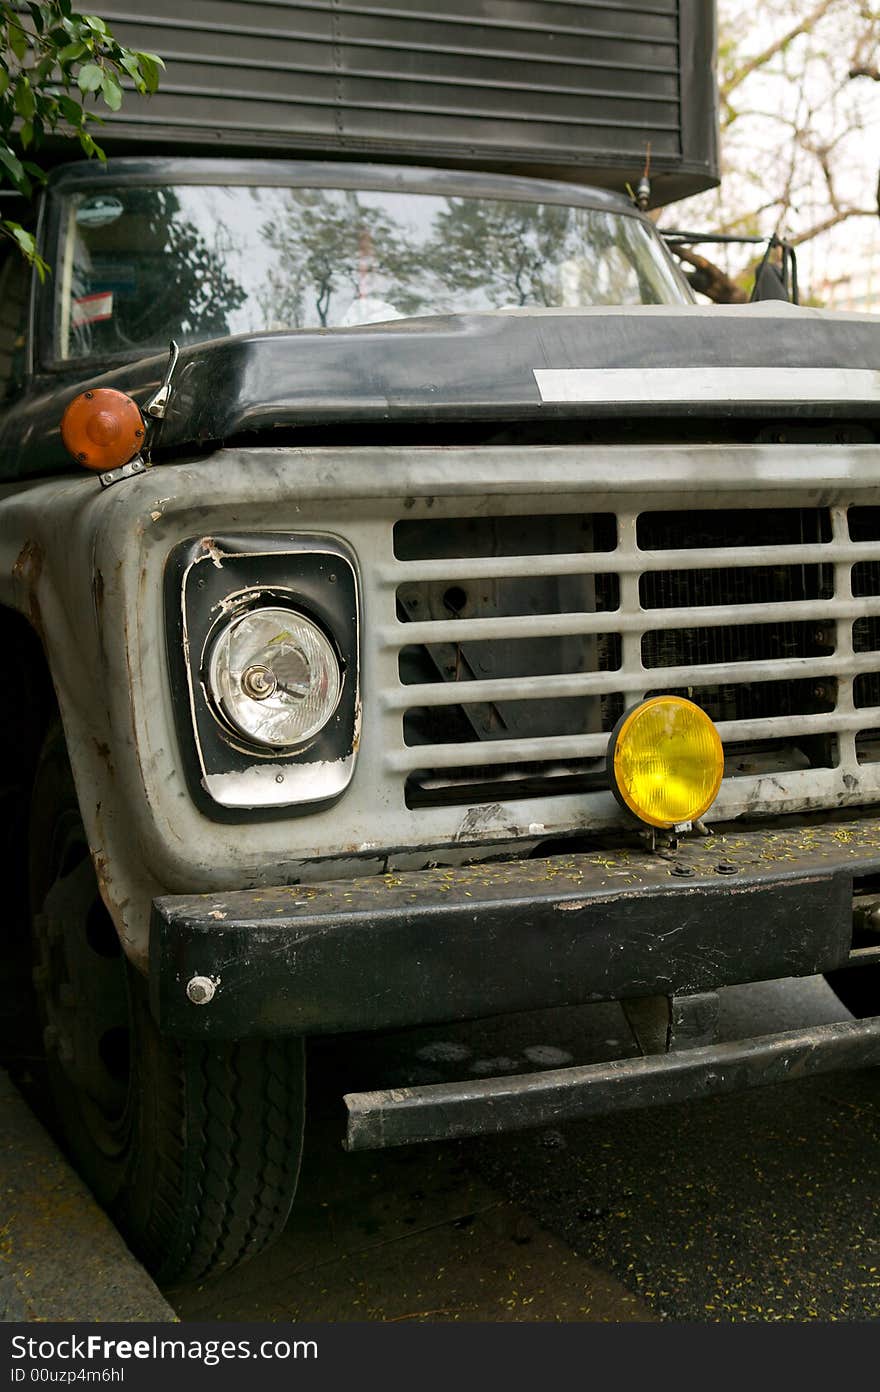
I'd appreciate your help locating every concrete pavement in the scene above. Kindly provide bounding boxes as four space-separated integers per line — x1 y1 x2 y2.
0 1071 175 1322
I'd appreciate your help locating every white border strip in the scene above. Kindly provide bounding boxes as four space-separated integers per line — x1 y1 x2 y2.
534 367 880 405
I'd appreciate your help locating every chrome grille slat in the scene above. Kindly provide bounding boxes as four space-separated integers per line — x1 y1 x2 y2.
385 595 880 647
387 708 880 774
380 539 880 586
388 653 880 711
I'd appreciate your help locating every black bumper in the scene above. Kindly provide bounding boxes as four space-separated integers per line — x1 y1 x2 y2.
149 818 880 1040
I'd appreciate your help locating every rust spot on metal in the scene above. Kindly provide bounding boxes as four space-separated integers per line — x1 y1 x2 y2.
92 738 114 775
13 538 42 584
91 850 141 968
199 537 226 568
137 563 150 606
93 853 111 898
12 539 45 638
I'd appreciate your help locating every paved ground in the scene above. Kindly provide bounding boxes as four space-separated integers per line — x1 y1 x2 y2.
472 985 880 1321
170 975 880 1323
0 1071 175 1322
4 958 875 1323
171 1119 651 1322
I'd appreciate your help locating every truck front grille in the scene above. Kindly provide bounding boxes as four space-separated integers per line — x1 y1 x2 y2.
385 502 880 812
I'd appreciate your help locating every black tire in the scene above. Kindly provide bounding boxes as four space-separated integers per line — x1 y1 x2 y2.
29 722 306 1284
824 966 880 1020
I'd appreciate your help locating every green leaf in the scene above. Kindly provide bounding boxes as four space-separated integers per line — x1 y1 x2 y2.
100 71 122 110
26 3 44 35
119 58 146 95
2 220 50 280
57 94 83 124
77 62 103 93
19 120 32 149
78 128 104 160
0 70 9 98
0 142 27 190
4 220 35 254
57 41 87 63
136 51 163 92
83 14 108 33
14 77 35 120
9 22 28 62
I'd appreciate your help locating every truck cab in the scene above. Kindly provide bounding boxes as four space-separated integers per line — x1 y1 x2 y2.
2 1 880 1285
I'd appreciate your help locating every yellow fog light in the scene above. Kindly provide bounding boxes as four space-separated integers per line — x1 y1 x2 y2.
608 696 724 829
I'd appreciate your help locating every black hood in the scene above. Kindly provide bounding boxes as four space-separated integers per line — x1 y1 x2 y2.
6 303 880 477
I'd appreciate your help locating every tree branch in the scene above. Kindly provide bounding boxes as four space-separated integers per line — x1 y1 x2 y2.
721 0 839 102
788 207 878 244
669 246 749 304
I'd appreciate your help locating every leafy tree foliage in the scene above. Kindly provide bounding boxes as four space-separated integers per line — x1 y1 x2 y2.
0 0 162 271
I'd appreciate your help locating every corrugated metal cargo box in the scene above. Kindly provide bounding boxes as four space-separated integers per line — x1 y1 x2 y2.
96 0 719 203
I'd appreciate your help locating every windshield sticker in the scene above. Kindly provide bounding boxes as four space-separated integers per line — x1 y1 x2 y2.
76 195 124 228
72 291 114 328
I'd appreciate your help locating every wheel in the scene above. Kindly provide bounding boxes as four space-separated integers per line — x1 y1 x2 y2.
29 722 306 1284
824 965 880 1019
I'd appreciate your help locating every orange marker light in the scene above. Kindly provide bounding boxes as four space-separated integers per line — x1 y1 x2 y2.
60 388 145 472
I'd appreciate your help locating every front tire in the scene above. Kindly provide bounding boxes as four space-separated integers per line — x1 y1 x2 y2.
30 723 305 1284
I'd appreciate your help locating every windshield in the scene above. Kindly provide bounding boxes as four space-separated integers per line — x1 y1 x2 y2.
54 183 689 363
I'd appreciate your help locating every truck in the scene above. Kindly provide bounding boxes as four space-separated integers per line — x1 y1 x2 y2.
2 0 880 1285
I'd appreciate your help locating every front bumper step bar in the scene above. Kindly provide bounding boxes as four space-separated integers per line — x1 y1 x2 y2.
343 1015 880 1150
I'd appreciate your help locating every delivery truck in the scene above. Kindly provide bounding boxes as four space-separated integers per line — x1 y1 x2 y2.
2 0 880 1283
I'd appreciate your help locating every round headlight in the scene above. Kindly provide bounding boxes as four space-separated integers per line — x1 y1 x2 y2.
207 606 341 749
608 696 724 829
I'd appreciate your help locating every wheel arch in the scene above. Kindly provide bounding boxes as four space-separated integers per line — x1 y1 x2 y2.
0 604 57 941
0 602 57 780
0 598 156 972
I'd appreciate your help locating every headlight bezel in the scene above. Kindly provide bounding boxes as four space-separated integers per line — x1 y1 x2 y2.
165 534 360 819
